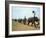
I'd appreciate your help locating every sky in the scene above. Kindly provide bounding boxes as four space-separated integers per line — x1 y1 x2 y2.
12 6 40 19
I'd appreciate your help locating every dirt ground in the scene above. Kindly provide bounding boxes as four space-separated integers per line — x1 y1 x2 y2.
12 21 40 31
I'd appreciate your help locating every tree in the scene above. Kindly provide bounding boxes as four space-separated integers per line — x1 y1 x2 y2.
23 16 27 25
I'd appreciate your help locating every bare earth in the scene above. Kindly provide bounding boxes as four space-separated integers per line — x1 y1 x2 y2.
12 21 40 31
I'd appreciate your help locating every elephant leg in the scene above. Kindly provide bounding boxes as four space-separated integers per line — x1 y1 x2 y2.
34 23 37 28
24 22 26 25
31 23 33 26
24 22 25 25
32 22 36 28
28 22 29 25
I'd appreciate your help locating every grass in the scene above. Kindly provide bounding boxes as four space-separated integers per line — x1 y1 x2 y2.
12 21 40 31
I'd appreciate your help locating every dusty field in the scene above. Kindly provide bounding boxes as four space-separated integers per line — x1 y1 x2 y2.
12 21 40 31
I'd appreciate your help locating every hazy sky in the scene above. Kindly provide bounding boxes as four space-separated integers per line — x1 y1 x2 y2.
12 6 40 19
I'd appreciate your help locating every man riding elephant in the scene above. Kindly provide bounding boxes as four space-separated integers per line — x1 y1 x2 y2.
28 17 39 28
